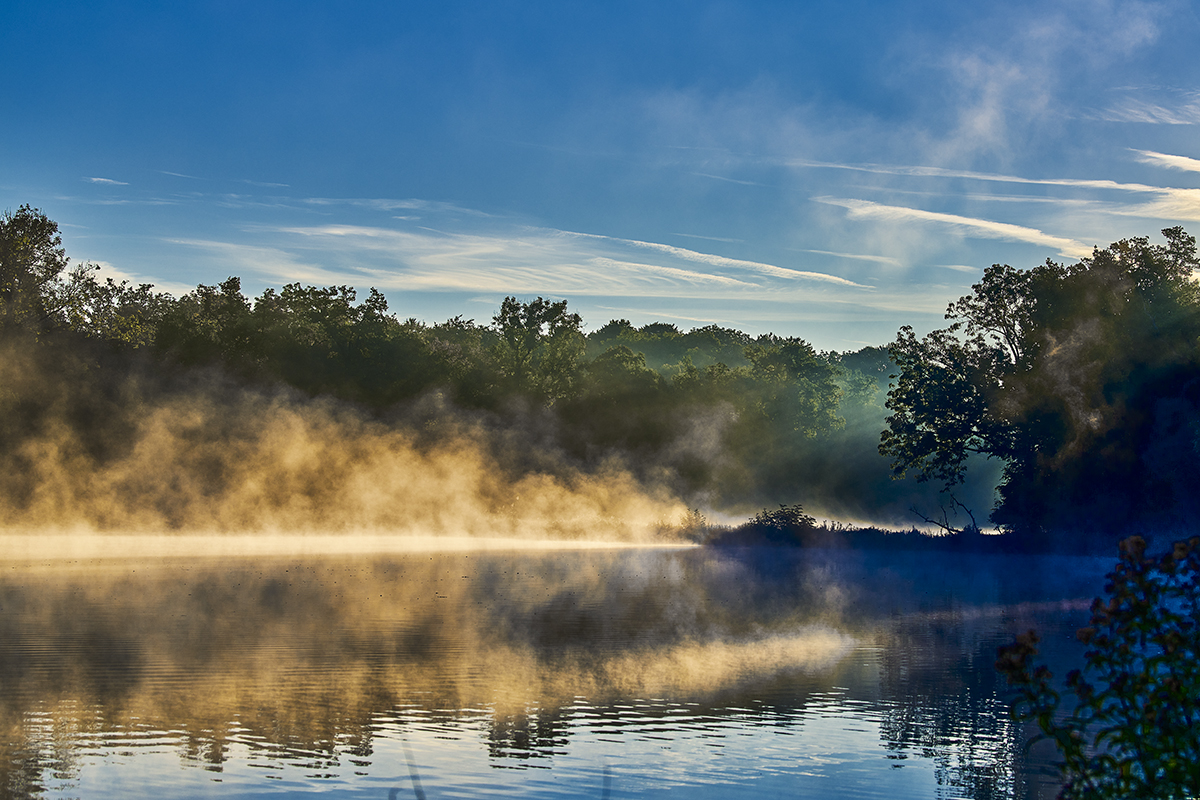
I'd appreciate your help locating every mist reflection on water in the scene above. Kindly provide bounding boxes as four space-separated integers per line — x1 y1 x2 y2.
0 544 1108 799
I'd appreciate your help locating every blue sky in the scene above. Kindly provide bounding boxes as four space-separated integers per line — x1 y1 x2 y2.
3 0 1199 350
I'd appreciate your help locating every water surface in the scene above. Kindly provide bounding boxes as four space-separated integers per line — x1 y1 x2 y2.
1 543 1111 799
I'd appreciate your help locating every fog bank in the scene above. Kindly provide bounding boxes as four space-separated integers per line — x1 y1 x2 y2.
0 338 686 540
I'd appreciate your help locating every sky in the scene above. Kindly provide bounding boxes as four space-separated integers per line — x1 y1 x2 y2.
3 0 1200 351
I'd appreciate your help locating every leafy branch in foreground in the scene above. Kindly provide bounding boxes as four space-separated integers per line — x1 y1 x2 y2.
995 536 1200 799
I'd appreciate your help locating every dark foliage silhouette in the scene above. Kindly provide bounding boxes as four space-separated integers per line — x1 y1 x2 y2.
882 228 1200 546
996 536 1200 798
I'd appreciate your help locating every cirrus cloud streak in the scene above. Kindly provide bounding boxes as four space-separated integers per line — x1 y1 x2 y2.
171 222 875 309
814 197 1094 258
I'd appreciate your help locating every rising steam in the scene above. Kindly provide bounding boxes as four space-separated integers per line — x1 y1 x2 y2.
0 339 686 541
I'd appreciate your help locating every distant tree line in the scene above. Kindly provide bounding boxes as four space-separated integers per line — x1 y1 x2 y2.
0 205 890 515
4 204 1197 548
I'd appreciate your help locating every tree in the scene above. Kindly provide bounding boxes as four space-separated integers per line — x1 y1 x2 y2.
579 345 663 403
0 205 70 333
426 315 502 407
743 337 842 437
879 324 1003 487
155 277 259 368
492 296 585 402
252 283 417 403
54 263 173 347
881 228 1200 540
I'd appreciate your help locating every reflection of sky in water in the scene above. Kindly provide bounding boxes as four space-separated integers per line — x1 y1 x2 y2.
59 706 941 799
2 547 1109 799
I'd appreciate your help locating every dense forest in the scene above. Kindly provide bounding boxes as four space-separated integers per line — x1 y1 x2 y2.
2 204 1198 550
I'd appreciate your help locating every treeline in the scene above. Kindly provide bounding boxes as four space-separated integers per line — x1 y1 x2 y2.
64 278 881 502
1 205 913 522
5 204 1197 548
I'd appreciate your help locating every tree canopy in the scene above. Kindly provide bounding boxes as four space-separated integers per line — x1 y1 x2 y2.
881 227 1200 543
0 205 70 332
492 296 585 402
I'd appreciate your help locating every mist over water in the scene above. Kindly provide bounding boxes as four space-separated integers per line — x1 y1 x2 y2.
1 546 1110 799
0 326 1010 546
0 339 686 540
0 303 1121 800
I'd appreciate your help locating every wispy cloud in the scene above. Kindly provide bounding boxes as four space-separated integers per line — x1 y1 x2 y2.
814 197 1093 258
58 196 177 206
300 197 492 217
588 257 757 288
1113 188 1200 222
795 157 1200 226
568 231 872 288
788 157 1168 193
689 172 766 186
83 177 128 185
1098 92 1200 125
159 170 204 179
1132 149 1200 173
167 220 881 309
166 238 345 287
799 249 901 266
669 232 745 244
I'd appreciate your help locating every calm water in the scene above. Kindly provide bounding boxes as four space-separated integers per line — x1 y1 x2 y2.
1 544 1112 799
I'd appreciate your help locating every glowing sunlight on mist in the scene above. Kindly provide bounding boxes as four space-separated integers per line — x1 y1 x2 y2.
0 342 689 543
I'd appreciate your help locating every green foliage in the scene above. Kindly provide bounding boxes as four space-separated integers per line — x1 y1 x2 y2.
424 315 501 407
0 205 70 333
250 283 428 405
879 324 1000 486
838 345 892 382
155 277 259 367
750 503 817 532
556 345 675 459
586 318 750 371
54 264 173 348
833 346 890 408
881 228 1200 539
709 503 820 546
995 536 1200 799
581 345 664 402
743 337 842 437
492 296 585 402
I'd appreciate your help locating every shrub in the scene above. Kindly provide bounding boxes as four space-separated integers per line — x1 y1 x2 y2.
995 536 1200 799
750 503 817 533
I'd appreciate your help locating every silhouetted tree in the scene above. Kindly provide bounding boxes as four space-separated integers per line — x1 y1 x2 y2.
55 263 173 347
881 228 1200 543
155 277 259 369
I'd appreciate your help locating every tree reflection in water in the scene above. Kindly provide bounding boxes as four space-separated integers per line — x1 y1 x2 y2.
0 546 1104 799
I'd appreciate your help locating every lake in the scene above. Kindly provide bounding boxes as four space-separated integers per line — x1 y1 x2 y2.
1 541 1114 799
